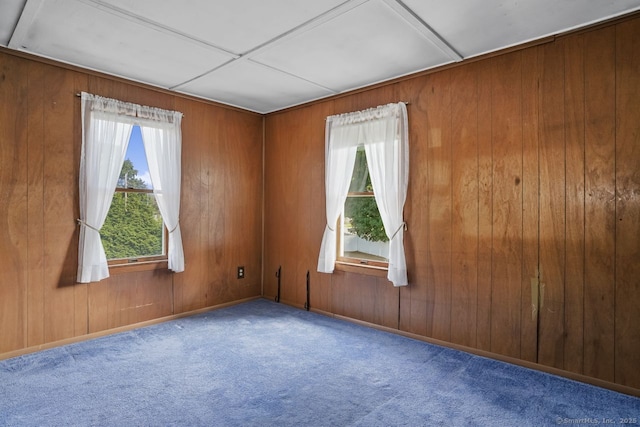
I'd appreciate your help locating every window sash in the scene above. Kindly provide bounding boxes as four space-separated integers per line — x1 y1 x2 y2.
337 191 389 268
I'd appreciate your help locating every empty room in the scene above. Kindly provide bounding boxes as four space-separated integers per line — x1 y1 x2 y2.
1 1 639 425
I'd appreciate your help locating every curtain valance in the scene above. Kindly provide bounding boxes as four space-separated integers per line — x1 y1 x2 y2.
327 102 405 126
81 92 182 125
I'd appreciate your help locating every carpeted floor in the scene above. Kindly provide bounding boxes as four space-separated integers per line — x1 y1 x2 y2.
1 298 638 426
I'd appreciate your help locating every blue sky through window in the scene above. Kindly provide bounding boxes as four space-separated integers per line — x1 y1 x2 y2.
125 125 152 189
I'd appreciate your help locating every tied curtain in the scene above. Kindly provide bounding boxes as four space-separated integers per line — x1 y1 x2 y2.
77 93 135 283
77 92 184 283
140 109 184 273
317 102 409 287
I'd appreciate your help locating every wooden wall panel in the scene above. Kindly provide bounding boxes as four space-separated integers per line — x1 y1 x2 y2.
264 111 296 305
563 34 586 375
475 60 494 353
0 54 28 353
519 47 540 364
331 271 397 328
583 26 616 383
172 97 207 313
449 64 478 348
200 103 228 306
425 71 453 342
72 73 90 338
537 40 566 369
290 107 312 306
206 105 228 305
221 108 263 303
489 54 523 359
332 271 360 322
614 18 640 389
26 60 46 347
102 270 173 330
42 65 79 343
275 99 339 313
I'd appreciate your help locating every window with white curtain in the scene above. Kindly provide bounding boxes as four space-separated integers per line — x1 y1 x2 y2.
77 92 184 283
317 102 409 287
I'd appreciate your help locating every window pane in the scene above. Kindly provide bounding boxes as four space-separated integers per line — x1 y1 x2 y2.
118 125 152 190
349 146 371 193
102 192 164 260
343 196 389 262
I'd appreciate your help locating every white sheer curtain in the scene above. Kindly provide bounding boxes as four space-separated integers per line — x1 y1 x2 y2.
317 102 409 287
139 108 185 273
316 120 359 273
364 103 409 287
77 92 135 283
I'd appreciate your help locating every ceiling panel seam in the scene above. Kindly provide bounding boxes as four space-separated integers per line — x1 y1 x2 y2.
168 58 237 91
170 0 370 91
7 0 44 49
169 57 338 107
238 0 370 58
1 0 28 46
380 0 463 62
246 59 339 94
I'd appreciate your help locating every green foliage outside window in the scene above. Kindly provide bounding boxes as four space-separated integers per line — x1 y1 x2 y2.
345 197 387 242
344 148 388 243
101 159 164 260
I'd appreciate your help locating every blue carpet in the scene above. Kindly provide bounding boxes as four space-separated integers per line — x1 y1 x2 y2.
1 298 638 426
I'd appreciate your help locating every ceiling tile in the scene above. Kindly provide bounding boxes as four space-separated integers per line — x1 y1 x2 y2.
99 0 347 54
177 59 336 113
251 0 454 93
11 0 234 88
0 0 26 46
403 0 640 58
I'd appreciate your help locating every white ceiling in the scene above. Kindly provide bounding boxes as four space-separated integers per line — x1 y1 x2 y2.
2 0 640 113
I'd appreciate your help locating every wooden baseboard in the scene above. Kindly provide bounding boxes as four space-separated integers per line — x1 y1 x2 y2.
303 304 640 398
0 296 261 362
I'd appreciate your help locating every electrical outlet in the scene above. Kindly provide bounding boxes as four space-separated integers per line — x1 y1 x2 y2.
237 266 245 279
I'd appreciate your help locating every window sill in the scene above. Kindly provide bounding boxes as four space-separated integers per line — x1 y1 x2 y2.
334 261 388 278
108 259 169 275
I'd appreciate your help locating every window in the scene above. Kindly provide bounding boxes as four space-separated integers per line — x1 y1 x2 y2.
337 146 389 268
101 125 166 264
317 102 409 287
77 92 184 283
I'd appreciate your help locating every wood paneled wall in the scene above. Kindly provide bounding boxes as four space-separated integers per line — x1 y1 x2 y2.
264 17 640 391
0 50 263 356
